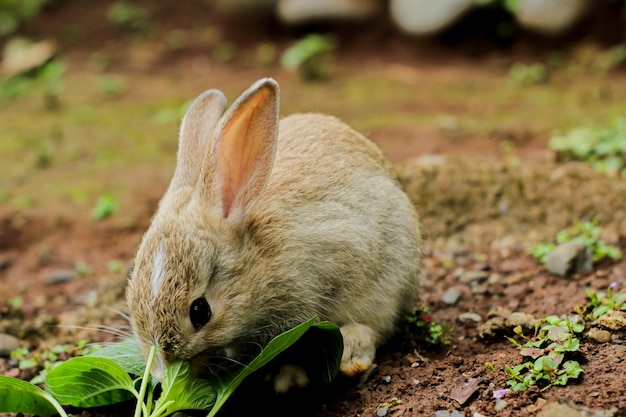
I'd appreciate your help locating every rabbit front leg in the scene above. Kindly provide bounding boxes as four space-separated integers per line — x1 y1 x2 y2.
339 323 378 376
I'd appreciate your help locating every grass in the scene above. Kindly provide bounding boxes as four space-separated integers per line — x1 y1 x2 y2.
529 219 622 265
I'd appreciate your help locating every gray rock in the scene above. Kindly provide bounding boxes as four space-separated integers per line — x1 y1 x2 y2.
277 0 381 25
514 0 590 35
442 287 462 306
459 270 489 284
435 410 464 417
42 269 78 284
494 400 508 412
376 406 388 417
545 240 592 276
0 333 20 357
389 0 474 36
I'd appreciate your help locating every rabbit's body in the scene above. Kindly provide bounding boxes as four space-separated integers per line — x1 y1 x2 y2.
127 80 422 389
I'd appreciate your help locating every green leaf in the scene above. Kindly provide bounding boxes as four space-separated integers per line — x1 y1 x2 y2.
153 360 216 416
207 319 341 417
89 337 146 377
0 375 67 417
45 356 136 408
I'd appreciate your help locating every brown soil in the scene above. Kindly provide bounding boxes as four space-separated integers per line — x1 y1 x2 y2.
2 2 626 416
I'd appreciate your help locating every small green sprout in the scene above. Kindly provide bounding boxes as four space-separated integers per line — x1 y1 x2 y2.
582 283 626 320
405 309 451 346
508 62 548 87
280 34 337 80
91 194 119 220
530 219 621 265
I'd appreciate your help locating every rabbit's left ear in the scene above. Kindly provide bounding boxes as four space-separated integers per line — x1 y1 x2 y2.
202 78 279 221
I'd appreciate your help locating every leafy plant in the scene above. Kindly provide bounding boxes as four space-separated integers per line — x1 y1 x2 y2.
501 316 584 391
582 283 626 320
549 117 626 178
91 194 119 220
281 34 337 80
405 309 451 346
0 59 66 106
106 1 149 31
0 319 342 417
0 0 47 36
508 62 548 86
530 219 621 264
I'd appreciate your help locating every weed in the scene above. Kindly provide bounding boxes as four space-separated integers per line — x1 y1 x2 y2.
530 219 621 264
508 62 548 87
0 0 47 36
281 34 337 80
501 316 584 391
106 2 149 31
579 283 626 320
405 309 452 346
90 194 119 220
549 117 626 178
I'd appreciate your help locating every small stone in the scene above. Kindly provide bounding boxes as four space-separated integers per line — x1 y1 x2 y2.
594 310 626 331
0 333 20 357
442 287 462 306
478 317 507 338
505 312 537 329
587 328 612 343
435 411 464 417
377 406 388 417
514 0 590 35
42 269 78 285
459 270 489 285
494 399 508 412
470 282 489 295
390 0 474 36
2 37 57 77
449 376 481 405
545 241 592 276
383 375 391 383
277 0 381 25
458 312 482 323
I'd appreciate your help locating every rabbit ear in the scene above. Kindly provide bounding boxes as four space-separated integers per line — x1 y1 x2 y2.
170 89 227 191
204 78 279 221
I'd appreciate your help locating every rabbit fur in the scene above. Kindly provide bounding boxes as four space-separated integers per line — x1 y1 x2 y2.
126 78 423 389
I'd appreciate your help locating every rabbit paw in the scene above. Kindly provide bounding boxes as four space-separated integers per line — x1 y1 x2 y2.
273 364 310 393
339 323 377 377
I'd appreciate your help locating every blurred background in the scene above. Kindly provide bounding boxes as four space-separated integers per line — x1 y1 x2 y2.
2 3 626 415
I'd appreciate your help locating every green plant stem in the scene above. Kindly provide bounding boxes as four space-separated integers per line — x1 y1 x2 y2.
135 346 156 417
44 390 70 417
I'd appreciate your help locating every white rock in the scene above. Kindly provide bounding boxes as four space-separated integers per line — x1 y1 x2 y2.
2 37 56 77
514 0 590 35
277 0 381 25
389 0 474 36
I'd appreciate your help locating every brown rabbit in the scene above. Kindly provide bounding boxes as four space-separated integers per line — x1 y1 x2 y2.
126 78 422 391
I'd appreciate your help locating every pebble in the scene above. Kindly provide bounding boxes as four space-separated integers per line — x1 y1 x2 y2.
505 312 537 329
459 270 489 285
545 241 592 276
390 0 474 36
587 327 612 344
458 312 482 323
277 0 381 25
0 333 20 357
594 310 626 331
42 269 78 285
442 287 462 306
494 399 508 412
434 410 464 417
514 0 589 35
376 406 388 417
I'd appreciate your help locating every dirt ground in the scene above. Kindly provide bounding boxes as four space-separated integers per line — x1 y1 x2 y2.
2 1 626 416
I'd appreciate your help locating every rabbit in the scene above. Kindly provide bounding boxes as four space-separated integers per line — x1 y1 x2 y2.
126 78 423 391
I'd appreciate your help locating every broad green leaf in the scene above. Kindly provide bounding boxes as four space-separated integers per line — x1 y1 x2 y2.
153 360 216 416
89 337 146 376
207 318 342 417
45 356 136 408
0 375 67 417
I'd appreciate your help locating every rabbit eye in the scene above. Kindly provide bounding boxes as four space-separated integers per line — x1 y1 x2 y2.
189 297 211 330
